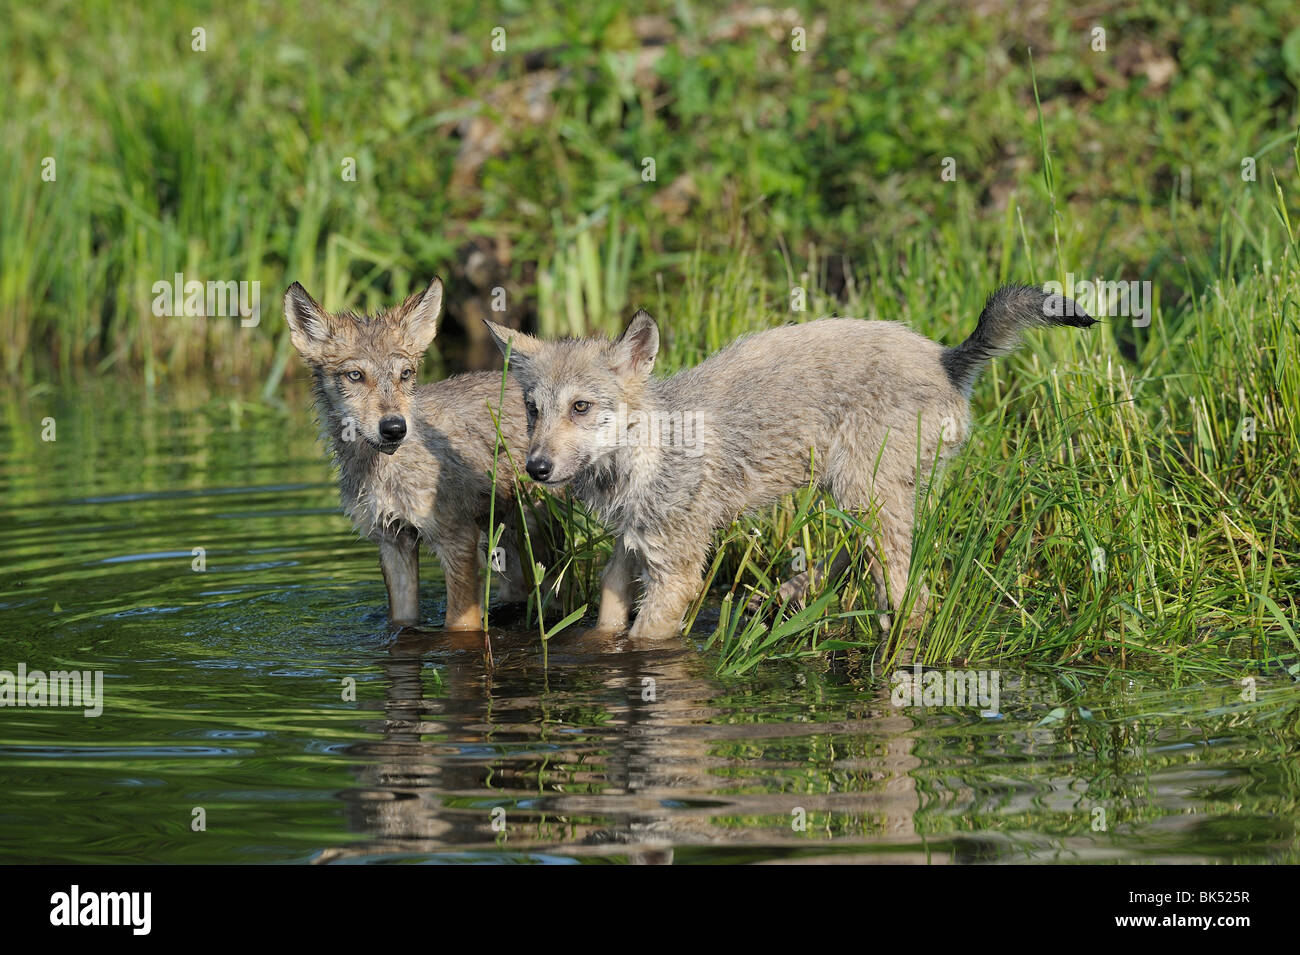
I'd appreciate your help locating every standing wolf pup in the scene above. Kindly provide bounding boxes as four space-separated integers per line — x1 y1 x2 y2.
285 278 544 630
485 285 1093 640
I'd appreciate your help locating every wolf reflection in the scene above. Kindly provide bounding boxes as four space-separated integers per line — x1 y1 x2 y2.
319 626 921 863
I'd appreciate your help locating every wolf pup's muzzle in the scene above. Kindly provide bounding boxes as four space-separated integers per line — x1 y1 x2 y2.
525 453 553 482
375 414 407 454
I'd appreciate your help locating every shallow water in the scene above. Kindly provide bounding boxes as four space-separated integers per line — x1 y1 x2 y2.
1 385 1297 864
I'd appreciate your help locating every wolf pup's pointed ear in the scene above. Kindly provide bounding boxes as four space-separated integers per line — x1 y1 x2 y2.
400 277 443 354
610 308 659 378
483 319 541 376
283 283 332 358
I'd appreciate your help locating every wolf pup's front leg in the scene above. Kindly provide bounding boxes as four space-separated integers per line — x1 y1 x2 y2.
595 537 639 633
628 566 702 640
378 525 421 626
625 537 707 640
437 521 485 631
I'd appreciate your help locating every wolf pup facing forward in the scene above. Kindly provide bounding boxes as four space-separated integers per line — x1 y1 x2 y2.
485 285 1093 640
285 278 542 630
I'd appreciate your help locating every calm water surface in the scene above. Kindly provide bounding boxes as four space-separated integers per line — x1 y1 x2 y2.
1 385 1296 863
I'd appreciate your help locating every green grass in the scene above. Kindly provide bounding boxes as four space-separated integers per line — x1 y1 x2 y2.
3 0 1299 675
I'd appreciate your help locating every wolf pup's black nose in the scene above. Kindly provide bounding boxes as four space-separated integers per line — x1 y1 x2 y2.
378 415 407 442
526 456 553 482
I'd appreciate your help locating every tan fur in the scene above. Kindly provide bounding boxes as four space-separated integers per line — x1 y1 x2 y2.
285 279 542 630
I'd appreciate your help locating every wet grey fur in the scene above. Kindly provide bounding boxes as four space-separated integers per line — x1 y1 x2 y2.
285 279 539 630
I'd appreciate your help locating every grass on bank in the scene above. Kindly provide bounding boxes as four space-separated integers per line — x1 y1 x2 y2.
4 1 1300 380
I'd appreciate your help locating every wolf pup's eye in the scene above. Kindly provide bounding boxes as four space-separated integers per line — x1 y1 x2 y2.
400 368 413 381
572 400 591 415
345 370 364 383
525 400 538 418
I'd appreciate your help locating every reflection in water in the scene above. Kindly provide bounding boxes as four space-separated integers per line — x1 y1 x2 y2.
324 627 922 864
314 623 1300 864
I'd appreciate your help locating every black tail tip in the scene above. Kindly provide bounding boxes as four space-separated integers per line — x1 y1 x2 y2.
1042 292 1098 328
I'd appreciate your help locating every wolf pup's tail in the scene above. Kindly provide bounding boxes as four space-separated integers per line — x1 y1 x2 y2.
940 284 1096 395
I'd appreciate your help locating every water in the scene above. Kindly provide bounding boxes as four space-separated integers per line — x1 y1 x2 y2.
1 384 1296 864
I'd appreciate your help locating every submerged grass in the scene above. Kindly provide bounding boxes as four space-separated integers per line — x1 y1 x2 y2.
3 1 1299 675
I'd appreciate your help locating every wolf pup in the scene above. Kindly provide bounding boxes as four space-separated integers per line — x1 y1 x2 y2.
285 278 542 630
485 285 1092 639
